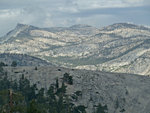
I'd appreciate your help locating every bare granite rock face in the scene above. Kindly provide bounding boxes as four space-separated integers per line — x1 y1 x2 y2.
0 23 150 75
4 66 150 113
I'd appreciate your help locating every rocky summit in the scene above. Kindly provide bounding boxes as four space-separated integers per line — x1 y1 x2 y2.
0 23 150 75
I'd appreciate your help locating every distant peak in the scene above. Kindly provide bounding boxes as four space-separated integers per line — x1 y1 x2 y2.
111 23 138 28
101 22 149 31
16 23 39 30
16 23 29 28
70 24 92 28
112 23 150 29
17 23 29 26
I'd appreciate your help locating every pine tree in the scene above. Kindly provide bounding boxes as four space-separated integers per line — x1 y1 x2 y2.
27 100 42 113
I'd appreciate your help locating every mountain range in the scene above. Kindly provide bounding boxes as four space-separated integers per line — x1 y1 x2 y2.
0 23 150 75
1 23 150 113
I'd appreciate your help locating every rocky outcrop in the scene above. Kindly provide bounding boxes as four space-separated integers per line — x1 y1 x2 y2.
4 66 150 113
0 23 150 75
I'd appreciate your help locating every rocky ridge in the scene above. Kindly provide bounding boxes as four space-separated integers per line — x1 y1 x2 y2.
0 53 52 66
3 66 150 113
0 23 150 75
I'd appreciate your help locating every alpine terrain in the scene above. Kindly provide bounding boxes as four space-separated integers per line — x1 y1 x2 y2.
0 23 150 75
0 23 150 113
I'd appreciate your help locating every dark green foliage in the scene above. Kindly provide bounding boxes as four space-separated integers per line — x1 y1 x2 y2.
120 109 125 112
73 105 87 113
115 98 119 109
12 80 18 90
11 61 17 67
56 78 59 90
19 74 37 102
35 66 38 70
47 85 56 102
58 82 67 95
0 71 79 113
58 69 61 71
36 88 45 103
95 104 108 113
71 91 82 101
0 66 3 73
75 91 82 97
27 100 42 113
0 89 26 113
47 78 88 113
0 75 11 90
63 73 73 85
0 67 108 113
71 94 78 101
0 62 7 67
0 62 5 74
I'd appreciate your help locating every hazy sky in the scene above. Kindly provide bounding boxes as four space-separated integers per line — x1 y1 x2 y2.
0 0 150 36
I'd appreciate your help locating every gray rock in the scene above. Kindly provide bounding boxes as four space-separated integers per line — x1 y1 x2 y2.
4 66 150 113
1 23 150 75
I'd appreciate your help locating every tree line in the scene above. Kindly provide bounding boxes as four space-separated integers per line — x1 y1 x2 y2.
0 62 108 113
